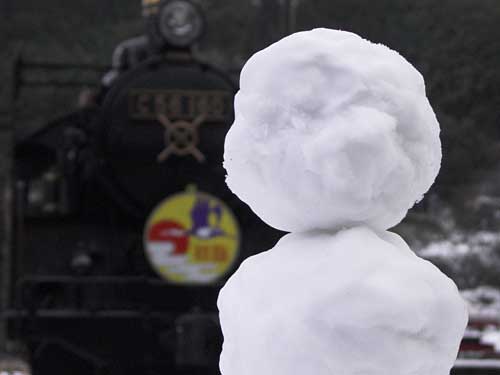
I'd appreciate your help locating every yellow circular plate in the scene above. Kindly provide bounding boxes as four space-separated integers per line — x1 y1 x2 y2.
144 189 240 284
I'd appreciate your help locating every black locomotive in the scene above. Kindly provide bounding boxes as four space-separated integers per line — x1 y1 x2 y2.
3 1 281 374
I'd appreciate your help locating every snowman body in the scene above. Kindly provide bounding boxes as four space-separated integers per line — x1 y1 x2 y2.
218 29 467 375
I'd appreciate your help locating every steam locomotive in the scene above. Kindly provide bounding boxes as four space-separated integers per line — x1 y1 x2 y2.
3 1 281 374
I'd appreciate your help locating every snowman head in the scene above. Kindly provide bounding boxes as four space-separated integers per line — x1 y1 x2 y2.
224 29 441 232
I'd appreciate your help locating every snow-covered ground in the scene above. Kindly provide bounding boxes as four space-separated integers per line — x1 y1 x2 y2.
403 211 500 361
458 286 500 357
410 223 500 289
463 286 500 319
418 230 500 260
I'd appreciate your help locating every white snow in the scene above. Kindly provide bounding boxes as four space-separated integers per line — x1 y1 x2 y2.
454 359 500 369
224 28 441 232
462 286 500 319
418 231 500 259
459 287 500 354
481 330 500 352
219 28 467 375
218 228 468 375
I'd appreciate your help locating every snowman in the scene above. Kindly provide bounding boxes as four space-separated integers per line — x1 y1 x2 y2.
218 29 468 375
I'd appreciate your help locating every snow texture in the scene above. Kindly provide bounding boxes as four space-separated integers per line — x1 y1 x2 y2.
219 228 468 375
219 29 467 375
416 230 500 289
463 286 500 319
460 287 500 355
224 28 441 232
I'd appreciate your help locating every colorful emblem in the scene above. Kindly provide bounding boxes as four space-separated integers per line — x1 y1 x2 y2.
144 188 240 284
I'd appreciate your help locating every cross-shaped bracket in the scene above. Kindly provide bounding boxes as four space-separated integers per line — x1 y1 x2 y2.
156 113 206 163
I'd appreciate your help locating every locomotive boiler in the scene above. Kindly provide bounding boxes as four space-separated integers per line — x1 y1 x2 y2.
2 1 281 374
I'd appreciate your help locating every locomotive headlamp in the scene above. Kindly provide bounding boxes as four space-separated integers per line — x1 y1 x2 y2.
158 0 203 47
